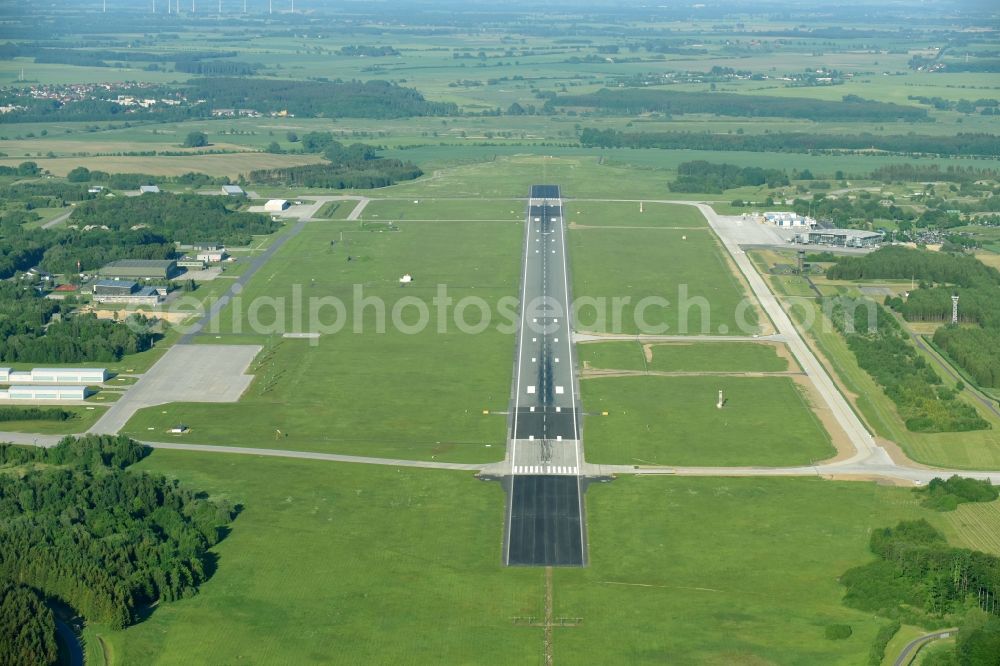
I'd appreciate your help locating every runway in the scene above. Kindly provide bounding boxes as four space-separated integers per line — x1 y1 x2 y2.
503 185 587 567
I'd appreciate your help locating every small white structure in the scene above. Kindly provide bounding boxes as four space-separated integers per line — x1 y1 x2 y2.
221 185 245 196
139 185 161 194
762 211 815 228
264 199 290 212
88 185 104 194
0 385 89 401
196 249 228 263
399 273 413 284
0 368 107 384
717 389 724 409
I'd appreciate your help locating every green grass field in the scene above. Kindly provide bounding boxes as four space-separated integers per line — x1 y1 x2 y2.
99 451 542 664
647 342 790 372
570 219 757 336
557 476 927 665
579 340 790 373
361 198 525 222
121 217 522 463
783 295 1000 470
582 375 834 466
95 451 941 665
579 341 648 371
566 201 708 228
935 498 1000 557
0 406 104 435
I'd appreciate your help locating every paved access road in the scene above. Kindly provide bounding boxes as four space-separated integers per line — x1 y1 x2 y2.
504 185 587 567
893 628 957 666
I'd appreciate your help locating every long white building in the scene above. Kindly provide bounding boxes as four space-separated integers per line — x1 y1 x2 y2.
0 385 89 401
0 368 107 384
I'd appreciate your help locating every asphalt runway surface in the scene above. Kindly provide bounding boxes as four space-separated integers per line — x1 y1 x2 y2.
505 475 585 566
504 185 587 566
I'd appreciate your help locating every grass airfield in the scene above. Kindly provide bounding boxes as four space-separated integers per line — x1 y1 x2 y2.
94 450 951 665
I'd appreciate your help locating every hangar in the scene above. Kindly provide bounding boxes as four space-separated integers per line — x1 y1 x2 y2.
264 199 290 212
99 259 179 280
0 385 89 401
0 367 108 384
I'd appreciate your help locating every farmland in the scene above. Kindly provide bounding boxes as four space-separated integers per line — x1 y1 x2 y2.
1 2 999 665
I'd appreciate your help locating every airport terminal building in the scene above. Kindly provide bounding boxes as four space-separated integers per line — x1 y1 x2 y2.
795 229 883 248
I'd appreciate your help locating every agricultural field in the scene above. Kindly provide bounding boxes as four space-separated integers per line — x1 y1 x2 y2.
935 498 1000 557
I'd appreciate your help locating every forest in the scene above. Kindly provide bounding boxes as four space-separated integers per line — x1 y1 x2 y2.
840 520 1000 665
0 308 155 364
70 193 279 247
668 160 789 192
578 128 1000 158
831 247 1000 390
248 138 422 189
0 407 71 423
916 475 999 512
0 281 154 364
0 193 278 279
828 296 987 432
183 77 458 119
828 247 1000 287
0 435 238 663
554 89 929 121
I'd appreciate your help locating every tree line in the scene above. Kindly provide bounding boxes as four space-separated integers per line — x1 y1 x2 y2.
249 137 422 189
869 164 1000 184
841 519 1000 663
552 88 929 122
578 128 1000 158
828 296 987 432
0 582 57 665
668 160 789 192
183 78 458 119
917 475 999 512
830 247 1000 391
0 407 71 423
828 246 1000 288
0 434 237 661
71 193 279 248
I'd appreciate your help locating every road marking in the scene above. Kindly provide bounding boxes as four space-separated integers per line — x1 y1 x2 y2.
527 386 536 394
